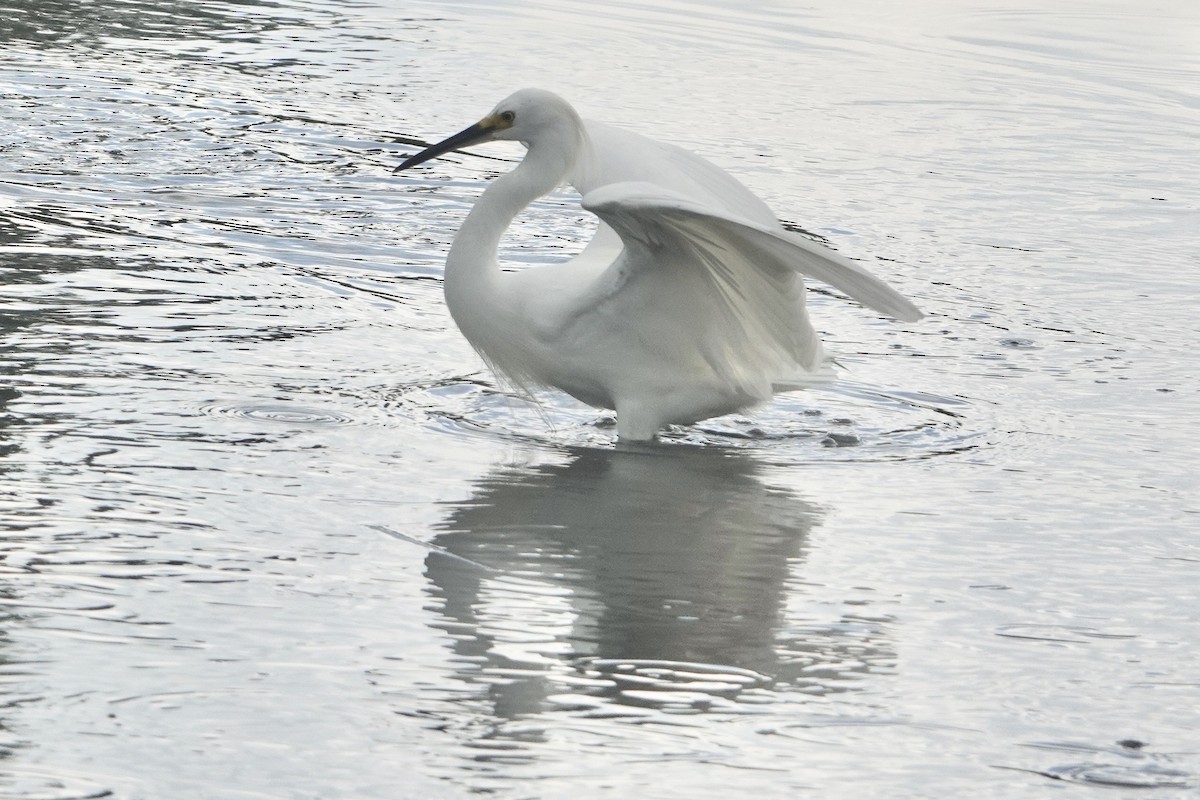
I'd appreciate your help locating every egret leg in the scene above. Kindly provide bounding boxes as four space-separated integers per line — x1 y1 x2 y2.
615 403 662 442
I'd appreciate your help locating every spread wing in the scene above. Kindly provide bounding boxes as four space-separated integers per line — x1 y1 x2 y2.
582 181 924 324
532 182 918 398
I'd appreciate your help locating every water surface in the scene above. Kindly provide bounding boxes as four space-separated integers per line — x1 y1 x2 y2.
2 0 1198 797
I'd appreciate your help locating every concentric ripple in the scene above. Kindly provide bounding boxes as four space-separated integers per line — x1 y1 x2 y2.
401 376 986 463
1042 762 1190 788
1015 740 1193 789
0 769 114 800
199 402 357 426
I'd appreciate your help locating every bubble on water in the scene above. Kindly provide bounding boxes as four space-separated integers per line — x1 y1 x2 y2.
822 432 860 447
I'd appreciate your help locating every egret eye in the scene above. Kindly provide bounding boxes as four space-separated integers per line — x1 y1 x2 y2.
499 110 516 125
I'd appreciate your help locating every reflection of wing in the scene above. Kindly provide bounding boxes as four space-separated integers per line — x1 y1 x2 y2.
583 181 924 325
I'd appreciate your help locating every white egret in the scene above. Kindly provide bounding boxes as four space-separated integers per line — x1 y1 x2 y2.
396 89 923 441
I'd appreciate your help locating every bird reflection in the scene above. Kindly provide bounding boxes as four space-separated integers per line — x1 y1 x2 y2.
424 445 894 719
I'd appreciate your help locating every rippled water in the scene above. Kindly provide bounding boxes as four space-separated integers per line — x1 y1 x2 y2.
2 0 1198 797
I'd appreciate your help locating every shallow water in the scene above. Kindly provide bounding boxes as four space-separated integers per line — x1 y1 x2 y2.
2 0 1198 797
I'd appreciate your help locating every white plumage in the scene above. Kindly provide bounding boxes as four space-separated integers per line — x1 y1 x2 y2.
396 88 923 441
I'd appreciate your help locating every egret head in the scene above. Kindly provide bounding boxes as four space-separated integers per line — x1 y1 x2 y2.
395 88 583 172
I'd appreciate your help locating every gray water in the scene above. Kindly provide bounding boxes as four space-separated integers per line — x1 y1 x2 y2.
2 0 1198 797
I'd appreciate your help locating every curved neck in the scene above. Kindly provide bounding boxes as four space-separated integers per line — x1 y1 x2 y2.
438 112 588 387
443 141 574 340
446 144 570 283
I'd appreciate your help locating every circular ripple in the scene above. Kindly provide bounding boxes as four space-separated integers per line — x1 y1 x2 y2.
405 377 987 462
680 380 986 462
200 402 357 426
2 768 114 799
1044 762 1190 788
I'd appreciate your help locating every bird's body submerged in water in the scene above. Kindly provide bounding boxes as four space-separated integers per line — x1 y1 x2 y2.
396 89 923 441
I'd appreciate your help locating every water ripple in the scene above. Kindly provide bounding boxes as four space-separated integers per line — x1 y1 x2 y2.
199 402 357 426
1004 740 1193 790
3 0 1198 798
0 769 113 800
573 658 774 713
1042 762 1190 789
401 375 986 463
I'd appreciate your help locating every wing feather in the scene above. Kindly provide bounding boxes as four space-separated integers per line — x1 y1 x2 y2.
582 181 925 324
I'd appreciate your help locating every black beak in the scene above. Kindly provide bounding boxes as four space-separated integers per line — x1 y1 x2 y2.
394 121 494 172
